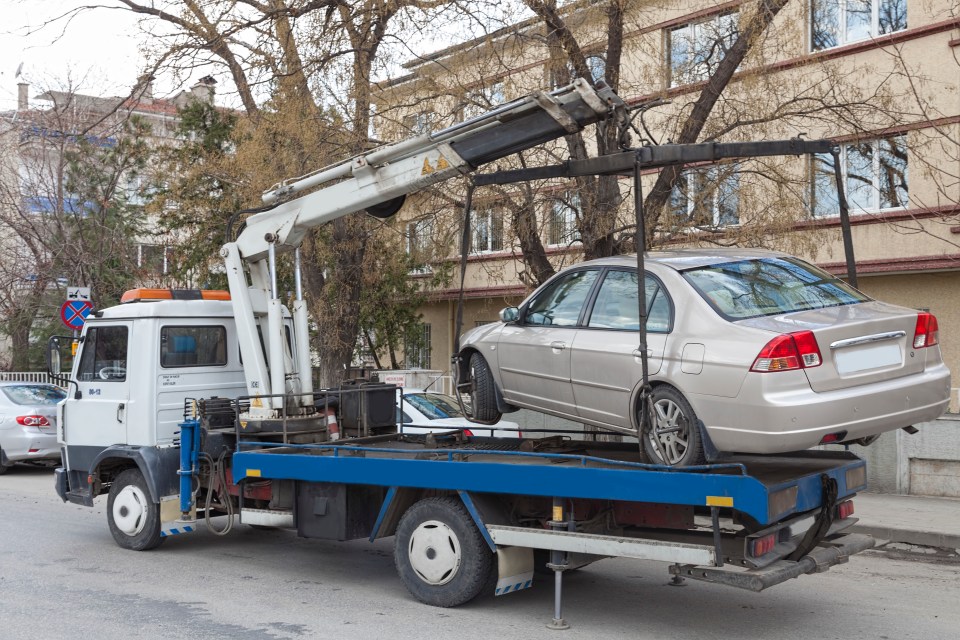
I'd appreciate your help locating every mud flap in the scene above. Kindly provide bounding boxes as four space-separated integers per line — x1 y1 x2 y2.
160 495 196 537
495 546 534 596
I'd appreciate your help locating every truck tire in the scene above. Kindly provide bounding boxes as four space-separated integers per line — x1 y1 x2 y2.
107 468 165 551
641 386 705 467
469 353 501 423
394 497 495 607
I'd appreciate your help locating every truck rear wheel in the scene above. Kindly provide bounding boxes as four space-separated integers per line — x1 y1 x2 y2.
107 468 164 551
394 497 495 607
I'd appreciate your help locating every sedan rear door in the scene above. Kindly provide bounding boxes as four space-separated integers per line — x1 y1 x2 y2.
570 270 669 429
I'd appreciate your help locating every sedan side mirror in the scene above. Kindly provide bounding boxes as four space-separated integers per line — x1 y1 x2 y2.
499 307 519 323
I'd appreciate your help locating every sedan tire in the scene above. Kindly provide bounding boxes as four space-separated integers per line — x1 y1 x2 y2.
642 386 705 467
469 353 502 423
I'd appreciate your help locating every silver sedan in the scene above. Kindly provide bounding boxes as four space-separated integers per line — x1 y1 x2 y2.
0 383 65 474
457 249 951 466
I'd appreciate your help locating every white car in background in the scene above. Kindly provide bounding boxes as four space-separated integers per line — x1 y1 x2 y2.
396 389 521 438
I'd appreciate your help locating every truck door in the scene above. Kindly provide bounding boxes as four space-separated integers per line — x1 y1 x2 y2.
62 323 132 455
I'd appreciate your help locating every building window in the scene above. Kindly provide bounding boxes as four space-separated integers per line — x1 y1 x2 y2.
811 135 908 217
406 218 434 273
403 111 436 135
548 192 581 246
138 244 173 274
669 166 740 228
586 55 606 83
471 206 504 253
462 82 505 119
405 323 431 369
811 0 907 51
668 12 739 87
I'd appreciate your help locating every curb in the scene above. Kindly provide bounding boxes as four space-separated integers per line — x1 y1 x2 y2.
850 524 960 550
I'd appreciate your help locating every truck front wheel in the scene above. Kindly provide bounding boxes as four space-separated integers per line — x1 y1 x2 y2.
107 468 164 551
394 497 495 607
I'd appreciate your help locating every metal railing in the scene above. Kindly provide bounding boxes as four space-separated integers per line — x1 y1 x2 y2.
0 371 58 385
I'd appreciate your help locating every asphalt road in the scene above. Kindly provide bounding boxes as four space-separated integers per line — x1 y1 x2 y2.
2 464 958 640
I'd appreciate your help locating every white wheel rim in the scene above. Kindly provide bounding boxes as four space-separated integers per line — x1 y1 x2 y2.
113 484 149 536
408 519 462 585
649 398 689 465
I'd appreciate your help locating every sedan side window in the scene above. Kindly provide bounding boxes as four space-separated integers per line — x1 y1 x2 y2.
587 271 672 333
524 270 599 326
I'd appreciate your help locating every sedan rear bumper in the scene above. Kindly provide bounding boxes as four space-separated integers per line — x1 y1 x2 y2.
0 427 60 463
695 364 951 454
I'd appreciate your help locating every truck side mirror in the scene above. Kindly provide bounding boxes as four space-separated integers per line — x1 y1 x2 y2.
499 307 519 323
47 336 62 375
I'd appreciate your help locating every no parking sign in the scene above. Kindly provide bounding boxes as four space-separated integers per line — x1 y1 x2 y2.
60 300 93 331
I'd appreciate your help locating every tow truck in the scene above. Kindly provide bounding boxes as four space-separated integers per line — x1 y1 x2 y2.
48 78 875 628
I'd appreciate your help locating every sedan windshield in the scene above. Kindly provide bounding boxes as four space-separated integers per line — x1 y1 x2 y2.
682 257 869 319
2 385 67 405
403 393 465 420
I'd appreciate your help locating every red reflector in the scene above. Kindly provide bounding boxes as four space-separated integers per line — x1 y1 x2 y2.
17 415 50 427
913 312 939 348
819 430 848 444
751 331 822 372
462 429 474 437
837 500 855 519
750 533 777 557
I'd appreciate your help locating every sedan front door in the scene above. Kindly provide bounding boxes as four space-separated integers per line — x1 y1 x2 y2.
497 269 599 418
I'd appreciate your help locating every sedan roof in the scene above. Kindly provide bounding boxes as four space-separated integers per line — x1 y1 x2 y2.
571 248 790 272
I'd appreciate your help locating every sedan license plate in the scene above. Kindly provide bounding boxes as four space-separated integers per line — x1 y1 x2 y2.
835 342 902 375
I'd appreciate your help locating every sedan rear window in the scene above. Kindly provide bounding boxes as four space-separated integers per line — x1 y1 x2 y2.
2 385 67 406
683 257 869 319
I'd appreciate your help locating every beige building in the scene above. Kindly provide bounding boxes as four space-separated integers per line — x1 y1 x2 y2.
374 1 960 494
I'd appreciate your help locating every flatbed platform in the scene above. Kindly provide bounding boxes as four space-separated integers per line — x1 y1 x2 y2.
232 433 866 526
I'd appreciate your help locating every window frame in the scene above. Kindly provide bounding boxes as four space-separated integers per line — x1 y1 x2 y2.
471 205 505 254
77 325 129 383
667 11 740 88
810 134 908 217
160 325 229 369
669 164 741 228
520 268 600 327
547 191 582 247
810 0 908 52
584 269 675 334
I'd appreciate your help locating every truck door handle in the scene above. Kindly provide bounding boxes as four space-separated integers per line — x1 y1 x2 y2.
550 341 566 351
117 403 125 423
632 349 651 358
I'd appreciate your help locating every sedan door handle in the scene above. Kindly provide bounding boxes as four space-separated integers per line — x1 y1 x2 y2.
550 341 566 351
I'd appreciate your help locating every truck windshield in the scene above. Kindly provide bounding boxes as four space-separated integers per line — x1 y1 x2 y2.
682 257 870 319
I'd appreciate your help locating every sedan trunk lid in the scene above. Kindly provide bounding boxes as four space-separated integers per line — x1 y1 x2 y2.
737 301 926 392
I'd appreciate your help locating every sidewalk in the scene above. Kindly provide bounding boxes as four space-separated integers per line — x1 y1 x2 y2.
850 492 960 549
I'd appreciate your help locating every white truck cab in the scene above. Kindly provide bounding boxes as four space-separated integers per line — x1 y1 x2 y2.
56 289 268 508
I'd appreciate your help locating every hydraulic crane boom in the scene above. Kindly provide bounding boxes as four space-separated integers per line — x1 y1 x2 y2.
220 79 625 420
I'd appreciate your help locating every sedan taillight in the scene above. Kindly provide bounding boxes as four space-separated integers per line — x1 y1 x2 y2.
17 415 50 427
750 331 823 373
913 312 939 348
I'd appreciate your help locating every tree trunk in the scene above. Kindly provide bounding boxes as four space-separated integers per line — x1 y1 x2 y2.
641 0 791 245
